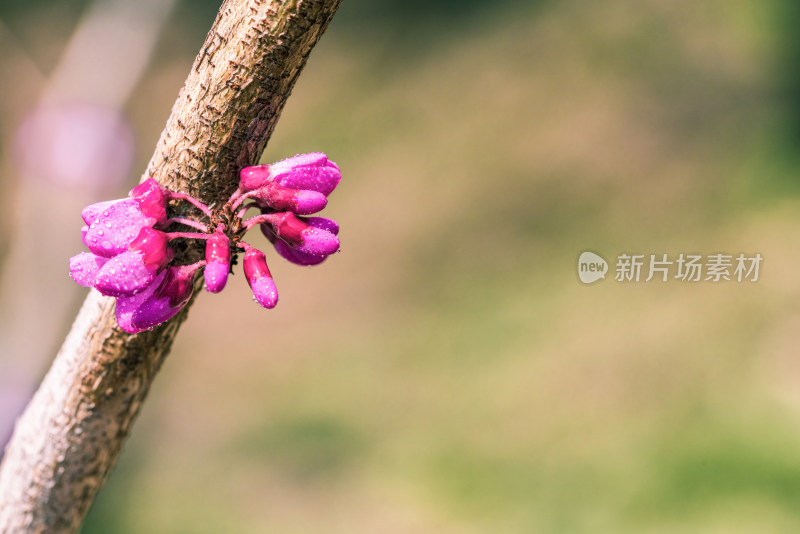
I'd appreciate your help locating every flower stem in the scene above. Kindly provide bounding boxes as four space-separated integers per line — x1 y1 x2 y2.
165 217 208 232
166 232 211 241
243 213 278 230
230 190 257 211
169 192 213 217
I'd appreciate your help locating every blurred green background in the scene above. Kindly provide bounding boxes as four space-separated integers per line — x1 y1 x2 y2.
3 0 800 532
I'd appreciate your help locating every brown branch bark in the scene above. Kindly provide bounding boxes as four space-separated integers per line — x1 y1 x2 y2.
0 1 343 531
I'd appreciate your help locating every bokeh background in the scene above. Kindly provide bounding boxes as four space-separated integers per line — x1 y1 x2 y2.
2 0 800 532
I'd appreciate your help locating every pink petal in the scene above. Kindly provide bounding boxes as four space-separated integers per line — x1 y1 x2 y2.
239 164 271 192
271 153 328 172
128 227 173 270
293 190 328 214
130 293 184 332
129 178 168 226
204 261 229 293
256 184 327 214
296 227 340 256
305 217 339 235
81 199 124 225
274 239 328 266
93 250 157 297
83 199 153 257
115 270 166 333
204 228 230 293
69 252 109 287
272 153 341 196
251 277 278 309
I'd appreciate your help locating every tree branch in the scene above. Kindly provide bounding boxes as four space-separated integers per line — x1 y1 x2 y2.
0 0 343 531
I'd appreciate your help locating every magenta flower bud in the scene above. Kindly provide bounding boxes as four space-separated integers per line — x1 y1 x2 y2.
129 227 173 270
239 153 341 198
272 240 328 266
157 264 198 309
129 177 168 226
115 263 200 333
264 212 340 256
114 270 166 333
82 198 154 257
239 164 271 192
267 217 340 266
81 199 121 225
303 216 339 235
255 182 327 215
93 227 173 297
81 180 169 258
204 226 230 293
271 153 341 197
69 252 109 287
242 243 278 308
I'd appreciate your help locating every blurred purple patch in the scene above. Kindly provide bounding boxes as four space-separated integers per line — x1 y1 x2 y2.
14 102 134 191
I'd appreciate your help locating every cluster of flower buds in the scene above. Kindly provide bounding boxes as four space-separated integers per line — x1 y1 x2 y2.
69 153 341 333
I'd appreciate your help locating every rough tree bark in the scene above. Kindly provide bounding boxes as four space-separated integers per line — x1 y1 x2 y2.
0 0 343 531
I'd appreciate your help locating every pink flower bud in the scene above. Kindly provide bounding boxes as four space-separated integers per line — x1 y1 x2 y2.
129 178 168 226
242 243 278 308
303 216 339 235
129 227 173 270
82 198 153 257
81 199 121 225
270 153 341 196
154 264 197 309
69 252 109 287
239 153 341 198
266 217 340 266
204 226 230 293
254 182 328 215
239 164 271 192
94 228 173 297
264 212 340 256
115 263 200 333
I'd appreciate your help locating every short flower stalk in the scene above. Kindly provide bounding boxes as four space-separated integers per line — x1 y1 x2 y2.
69 153 342 333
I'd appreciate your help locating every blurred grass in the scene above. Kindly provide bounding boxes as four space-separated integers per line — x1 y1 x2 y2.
4 0 800 532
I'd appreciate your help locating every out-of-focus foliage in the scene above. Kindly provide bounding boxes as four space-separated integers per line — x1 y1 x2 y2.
3 0 800 532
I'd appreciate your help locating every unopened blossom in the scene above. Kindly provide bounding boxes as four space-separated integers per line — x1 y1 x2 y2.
263 216 340 266
237 152 341 196
69 152 342 333
258 212 340 256
93 228 174 297
204 225 230 293
81 178 168 257
115 262 202 333
241 243 278 309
